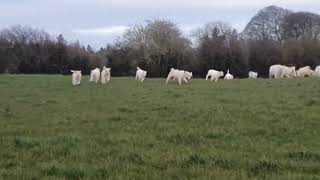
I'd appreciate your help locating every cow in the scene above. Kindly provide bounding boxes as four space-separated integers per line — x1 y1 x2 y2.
184 71 193 80
224 69 234 80
297 66 314 77
248 71 258 79
282 66 297 78
101 67 111 84
206 69 224 82
135 67 147 82
71 70 82 86
166 68 191 85
269 64 283 79
314 65 320 77
90 68 100 83
172 71 192 81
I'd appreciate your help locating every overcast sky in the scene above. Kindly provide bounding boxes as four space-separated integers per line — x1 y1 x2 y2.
1 0 319 49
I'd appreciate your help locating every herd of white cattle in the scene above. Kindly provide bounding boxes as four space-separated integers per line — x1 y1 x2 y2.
70 65 320 86
269 65 320 78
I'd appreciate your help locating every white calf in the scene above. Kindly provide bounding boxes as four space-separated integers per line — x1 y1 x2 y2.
71 70 82 86
184 71 193 80
135 67 147 82
314 66 320 77
224 69 234 80
269 64 283 78
101 67 111 84
173 71 192 81
297 66 313 77
206 69 224 82
90 68 100 83
282 66 297 78
248 71 258 79
166 68 190 85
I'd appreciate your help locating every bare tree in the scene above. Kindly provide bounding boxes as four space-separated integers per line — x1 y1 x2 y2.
283 12 320 41
112 19 195 77
243 6 292 44
193 21 248 77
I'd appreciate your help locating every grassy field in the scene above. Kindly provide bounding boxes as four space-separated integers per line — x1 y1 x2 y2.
0 75 320 179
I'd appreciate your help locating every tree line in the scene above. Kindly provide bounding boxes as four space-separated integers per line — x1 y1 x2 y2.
0 26 106 75
1 5 320 78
